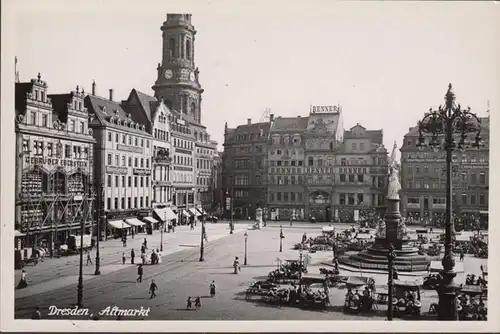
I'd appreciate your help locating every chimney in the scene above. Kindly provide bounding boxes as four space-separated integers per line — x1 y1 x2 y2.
270 114 275 122
109 89 114 101
92 80 96 95
247 118 251 125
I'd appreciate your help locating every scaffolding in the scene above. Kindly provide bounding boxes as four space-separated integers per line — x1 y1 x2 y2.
259 108 272 123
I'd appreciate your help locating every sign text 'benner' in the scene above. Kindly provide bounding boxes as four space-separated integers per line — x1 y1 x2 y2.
310 105 339 113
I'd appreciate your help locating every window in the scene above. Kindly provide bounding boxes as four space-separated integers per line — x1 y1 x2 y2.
115 176 119 187
140 177 144 187
70 120 75 132
348 174 355 183
134 176 138 187
415 180 421 188
470 194 476 205
357 193 364 205
115 133 119 142
107 198 111 210
146 176 149 187
360 142 365 150
122 156 126 166
146 140 149 148
357 174 364 183
341 158 347 166
277 192 282 201
146 197 149 207
479 193 485 205
406 180 412 188
339 194 346 205
135 158 138 167
134 197 138 208
408 166 413 174
424 182 429 189
107 175 112 187
140 158 144 168
352 142 356 150
65 145 72 158
122 134 126 144
479 172 486 185
283 192 289 202
30 112 36 125
114 198 118 210
461 172 467 182
146 159 149 168
470 172 476 184
122 176 125 187
348 193 355 205
340 174 346 182
424 166 429 173
128 157 132 167
127 197 131 209
79 122 84 134
115 155 119 166
128 176 132 187
415 166 421 173
308 157 313 166
42 114 48 127
128 136 132 145
461 193 467 205
108 132 112 141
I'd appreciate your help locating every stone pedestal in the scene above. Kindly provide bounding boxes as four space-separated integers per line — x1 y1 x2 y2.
338 197 430 272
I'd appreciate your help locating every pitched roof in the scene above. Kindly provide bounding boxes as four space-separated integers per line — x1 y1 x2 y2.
15 82 35 115
132 89 158 122
234 122 271 135
48 93 73 123
306 113 341 133
271 116 309 132
85 94 150 135
343 125 384 144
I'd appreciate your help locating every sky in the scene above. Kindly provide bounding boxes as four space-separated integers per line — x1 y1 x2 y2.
9 0 499 156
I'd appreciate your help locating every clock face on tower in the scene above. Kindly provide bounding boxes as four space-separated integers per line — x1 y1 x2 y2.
189 71 195 82
164 69 173 79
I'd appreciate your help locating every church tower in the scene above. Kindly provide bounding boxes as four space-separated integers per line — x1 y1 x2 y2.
152 14 204 123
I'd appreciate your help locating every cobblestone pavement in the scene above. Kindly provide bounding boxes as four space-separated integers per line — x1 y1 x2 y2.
14 225 486 321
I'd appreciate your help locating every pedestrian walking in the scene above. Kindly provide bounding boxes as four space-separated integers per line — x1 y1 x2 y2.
17 269 29 289
142 253 146 265
131 249 135 264
186 297 192 309
86 251 92 265
143 238 148 249
141 244 146 255
137 264 143 283
210 281 216 297
233 256 240 274
190 221 194 230
149 279 158 299
460 249 465 261
31 307 42 319
122 252 126 265
194 296 201 309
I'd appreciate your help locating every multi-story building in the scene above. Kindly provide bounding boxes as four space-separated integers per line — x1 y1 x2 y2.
195 137 218 213
211 151 224 214
121 89 176 228
151 13 213 222
303 109 344 222
334 124 388 221
15 74 95 256
400 116 490 223
85 85 154 238
223 118 271 219
267 115 308 221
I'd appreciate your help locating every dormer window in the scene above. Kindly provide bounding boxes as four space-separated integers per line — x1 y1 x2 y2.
41 92 45 102
34 90 39 100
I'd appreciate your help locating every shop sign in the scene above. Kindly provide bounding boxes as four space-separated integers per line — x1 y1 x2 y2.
25 156 88 168
305 167 335 174
310 105 339 113
133 168 151 176
338 167 368 174
406 203 420 209
106 166 128 174
117 144 143 154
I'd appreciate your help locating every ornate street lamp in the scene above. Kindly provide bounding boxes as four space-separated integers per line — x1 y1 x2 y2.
94 181 103 275
387 243 396 321
244 232 248 265
416 83 483 320
76 209 84 307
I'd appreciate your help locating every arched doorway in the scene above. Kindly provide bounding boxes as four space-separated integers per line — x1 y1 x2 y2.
308 191 331 222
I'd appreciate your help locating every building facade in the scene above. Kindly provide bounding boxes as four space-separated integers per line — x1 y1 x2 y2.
211 151 224 214
333 124 388 221
400 116 490 223
15 74 95 255
85 86 154 237
195 137 218 213
303 109 344 222
267 115 308 221
223 118 271 220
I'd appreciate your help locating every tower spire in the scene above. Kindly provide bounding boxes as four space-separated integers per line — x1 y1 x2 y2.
14 56 20 83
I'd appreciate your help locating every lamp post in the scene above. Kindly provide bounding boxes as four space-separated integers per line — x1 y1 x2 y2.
161 211 165 251
416 83 483 321
76 209 84 307
279 225 284 252
298 244 304 291
387 243 396 321
95 181 103 276
244 232 248 265
199 215 206 262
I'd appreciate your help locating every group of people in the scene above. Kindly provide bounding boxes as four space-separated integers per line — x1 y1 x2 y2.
394 289 422 315
186 281 217 310
458 293 487 320
120 238 163 266
344 286 374 312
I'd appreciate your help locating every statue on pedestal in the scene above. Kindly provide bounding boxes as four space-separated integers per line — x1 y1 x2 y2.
387 141 401 201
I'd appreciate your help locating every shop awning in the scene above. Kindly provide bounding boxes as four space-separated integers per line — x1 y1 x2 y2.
108 220 129 229
15 230 26 237
182 210 191 218
125 218 145 227
196 208 204 216
189 208 200 216
199 208 207 215
143 216 158 224
154 208 177 221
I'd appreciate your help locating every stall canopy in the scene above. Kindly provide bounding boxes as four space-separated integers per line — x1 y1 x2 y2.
322 226 334 232
125 218 145 227
108 220 129 229
189 208 200 216
154 208 176 221
196 208 204 216
143 216 158 224
182 210 191 218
